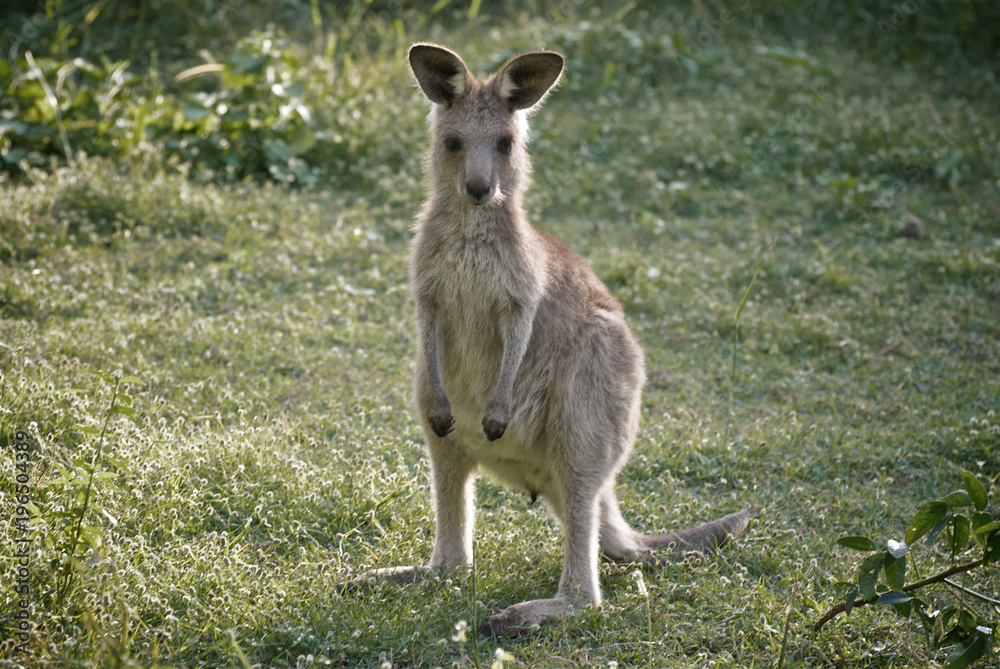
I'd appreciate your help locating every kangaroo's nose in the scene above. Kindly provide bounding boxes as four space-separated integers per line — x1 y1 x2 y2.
465 179 492 204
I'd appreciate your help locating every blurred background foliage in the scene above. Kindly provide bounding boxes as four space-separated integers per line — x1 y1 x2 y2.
1 0 997 186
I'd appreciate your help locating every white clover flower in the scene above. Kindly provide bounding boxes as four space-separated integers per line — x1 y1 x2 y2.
632 569 648 597
491 647 514 669
451 619 468 643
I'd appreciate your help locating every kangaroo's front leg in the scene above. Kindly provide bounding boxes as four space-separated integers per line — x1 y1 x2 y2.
482 299 537 441
417 309 454 438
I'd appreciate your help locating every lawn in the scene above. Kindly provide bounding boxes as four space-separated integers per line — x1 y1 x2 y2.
1 1 999 667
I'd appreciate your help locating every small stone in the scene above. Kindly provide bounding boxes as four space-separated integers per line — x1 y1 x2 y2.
901 212 923 239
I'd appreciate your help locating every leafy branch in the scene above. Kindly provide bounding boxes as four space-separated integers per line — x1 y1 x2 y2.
813 558 983 631
816 470 999 669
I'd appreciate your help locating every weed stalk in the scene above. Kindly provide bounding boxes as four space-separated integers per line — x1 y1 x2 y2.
56 374 121 606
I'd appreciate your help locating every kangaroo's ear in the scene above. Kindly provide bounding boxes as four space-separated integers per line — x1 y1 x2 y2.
494 51 564 112
408 43 473 107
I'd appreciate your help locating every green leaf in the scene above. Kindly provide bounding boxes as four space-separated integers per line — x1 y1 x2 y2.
844 587 858 616
89 370 113 382
858 552 884 600
79 525 103 550
113 404 136 416
264 139 292 163
184 103 214 123
984 529 1000 567
103 455 129 471
948 515 971 555
973 521 1000 541
941 624 966 647
876 590 911 605
837 536 877 551
971 512 992 542
884 554 906 591
927 514 952 546
958 609 980 633
891 599 912 619
74 424 100 435
961 470 988 510
944 631 989 669
287 127 317 157
939 490 973 507
906 501 949 544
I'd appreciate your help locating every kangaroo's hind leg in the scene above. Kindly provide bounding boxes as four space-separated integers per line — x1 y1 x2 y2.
480 319 637 637
338 430 477 593
478 464 604 637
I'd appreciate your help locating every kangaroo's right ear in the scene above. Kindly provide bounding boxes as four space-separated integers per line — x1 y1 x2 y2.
494 51 564 112
408 43 473 107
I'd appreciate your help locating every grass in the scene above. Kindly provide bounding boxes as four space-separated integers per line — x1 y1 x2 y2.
2 1 999 667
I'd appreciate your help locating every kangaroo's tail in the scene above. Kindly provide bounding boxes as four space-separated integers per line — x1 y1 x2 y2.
638 508 752 560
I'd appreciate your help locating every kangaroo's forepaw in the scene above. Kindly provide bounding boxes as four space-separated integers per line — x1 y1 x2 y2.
482 411 508 441
428 410 455 438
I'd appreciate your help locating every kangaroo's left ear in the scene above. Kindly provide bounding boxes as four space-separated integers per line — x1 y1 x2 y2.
409 43 473 107
493 51 564 113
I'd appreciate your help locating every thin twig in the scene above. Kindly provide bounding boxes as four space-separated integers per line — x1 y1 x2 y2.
943 577 1000 606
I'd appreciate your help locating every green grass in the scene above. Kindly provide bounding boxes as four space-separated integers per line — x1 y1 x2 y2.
2 2 999 667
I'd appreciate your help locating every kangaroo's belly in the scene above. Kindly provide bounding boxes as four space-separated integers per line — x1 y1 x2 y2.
444 371 558 500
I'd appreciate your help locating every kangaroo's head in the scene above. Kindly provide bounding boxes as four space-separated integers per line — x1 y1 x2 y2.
409 44 564 208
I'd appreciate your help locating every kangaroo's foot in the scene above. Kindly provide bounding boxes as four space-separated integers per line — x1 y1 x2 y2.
478 596 582 638
337 565 452 595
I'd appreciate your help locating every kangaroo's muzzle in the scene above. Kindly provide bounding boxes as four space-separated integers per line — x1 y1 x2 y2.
464 178 493 205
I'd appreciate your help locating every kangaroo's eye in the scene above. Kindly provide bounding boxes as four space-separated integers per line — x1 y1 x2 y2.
444 137 462 152
496 137 512 154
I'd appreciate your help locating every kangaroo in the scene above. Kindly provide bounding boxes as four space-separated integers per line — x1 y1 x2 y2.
342 43 750 638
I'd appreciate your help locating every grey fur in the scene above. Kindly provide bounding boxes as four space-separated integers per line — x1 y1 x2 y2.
341 44 750 638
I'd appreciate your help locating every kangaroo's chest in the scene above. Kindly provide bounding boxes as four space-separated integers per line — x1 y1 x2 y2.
428 243 509 393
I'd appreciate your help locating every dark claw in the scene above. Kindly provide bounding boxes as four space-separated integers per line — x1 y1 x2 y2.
430 413 455 438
